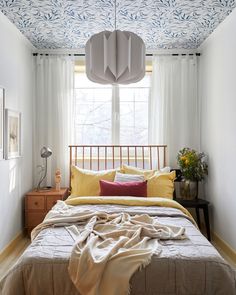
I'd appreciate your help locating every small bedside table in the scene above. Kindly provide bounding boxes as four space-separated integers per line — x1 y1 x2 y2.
175 198 211 241
25 188 68 236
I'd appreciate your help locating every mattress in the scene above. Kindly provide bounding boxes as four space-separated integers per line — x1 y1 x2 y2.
1 201 236 295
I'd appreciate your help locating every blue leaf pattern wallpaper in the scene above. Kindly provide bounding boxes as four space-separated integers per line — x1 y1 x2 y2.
0 0 235 49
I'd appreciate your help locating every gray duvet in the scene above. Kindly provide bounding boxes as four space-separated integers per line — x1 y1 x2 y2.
0 204 236 295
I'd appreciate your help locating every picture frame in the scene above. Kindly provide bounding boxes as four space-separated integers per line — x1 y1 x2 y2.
5 109 21 159
0 87 5 160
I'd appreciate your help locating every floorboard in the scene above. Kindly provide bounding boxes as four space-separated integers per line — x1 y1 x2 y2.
0 236 30 280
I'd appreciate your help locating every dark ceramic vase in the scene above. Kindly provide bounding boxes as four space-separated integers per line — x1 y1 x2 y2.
180 179 198 200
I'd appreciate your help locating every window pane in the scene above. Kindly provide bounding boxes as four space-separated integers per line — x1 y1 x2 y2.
74 72 111 89
73 73 112 144
119 75 150 145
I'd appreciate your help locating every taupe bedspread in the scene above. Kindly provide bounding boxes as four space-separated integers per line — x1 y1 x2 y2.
1 203 236 295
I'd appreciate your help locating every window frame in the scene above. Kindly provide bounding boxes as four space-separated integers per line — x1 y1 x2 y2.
73 70 151 145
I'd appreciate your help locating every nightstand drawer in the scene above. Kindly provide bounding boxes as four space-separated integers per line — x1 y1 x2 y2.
26 212 46 227
25 188 68 236
27 196 45 210
46 196 61 210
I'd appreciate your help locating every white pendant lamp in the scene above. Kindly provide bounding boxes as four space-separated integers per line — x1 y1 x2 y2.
85 1 146 84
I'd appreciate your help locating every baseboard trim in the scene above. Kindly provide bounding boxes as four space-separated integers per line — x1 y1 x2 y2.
212 231 236 264
0 232 24 262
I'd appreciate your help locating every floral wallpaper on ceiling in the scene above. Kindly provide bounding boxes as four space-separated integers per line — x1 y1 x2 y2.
0 0 235 49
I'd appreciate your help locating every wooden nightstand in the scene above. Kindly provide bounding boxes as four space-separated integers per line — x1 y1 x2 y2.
175 198 211 241
25 188 68 236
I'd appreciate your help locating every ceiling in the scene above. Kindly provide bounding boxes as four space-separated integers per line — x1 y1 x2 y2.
0 0 235 50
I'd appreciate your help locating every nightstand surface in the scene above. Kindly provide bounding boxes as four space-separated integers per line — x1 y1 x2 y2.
175 198 211 241
26 188 68 196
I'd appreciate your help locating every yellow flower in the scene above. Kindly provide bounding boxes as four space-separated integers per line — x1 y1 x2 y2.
180 156 189 165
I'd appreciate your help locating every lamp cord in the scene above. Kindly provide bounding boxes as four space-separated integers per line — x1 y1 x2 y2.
37 157 48 191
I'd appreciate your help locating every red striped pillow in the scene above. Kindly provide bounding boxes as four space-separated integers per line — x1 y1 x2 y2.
99 180 147 197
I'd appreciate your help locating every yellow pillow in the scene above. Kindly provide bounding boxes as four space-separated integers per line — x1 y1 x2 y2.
70 166 116 197
147 171 176 199
121 164 156 178
121 164 175 199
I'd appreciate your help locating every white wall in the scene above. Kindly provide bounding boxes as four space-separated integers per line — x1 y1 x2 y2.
199 8 236 250
0 12 34 252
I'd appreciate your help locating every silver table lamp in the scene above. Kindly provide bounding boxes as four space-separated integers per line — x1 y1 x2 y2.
37 147 52 191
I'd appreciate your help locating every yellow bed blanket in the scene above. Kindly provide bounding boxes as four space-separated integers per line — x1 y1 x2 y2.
65 196 195 224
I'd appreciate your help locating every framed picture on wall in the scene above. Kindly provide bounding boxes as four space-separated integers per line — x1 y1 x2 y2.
0 87 5 160
5 109 21 159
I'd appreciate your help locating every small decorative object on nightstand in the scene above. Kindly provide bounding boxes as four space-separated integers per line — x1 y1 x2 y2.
25 187 68 236
55 168 61 191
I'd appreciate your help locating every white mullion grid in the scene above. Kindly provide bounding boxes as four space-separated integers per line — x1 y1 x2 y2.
112 85 120 145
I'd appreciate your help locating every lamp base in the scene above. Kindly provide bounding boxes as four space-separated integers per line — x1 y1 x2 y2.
36 186 52 192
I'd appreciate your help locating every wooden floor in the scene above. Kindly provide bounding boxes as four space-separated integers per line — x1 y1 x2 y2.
0 236 30 280
212 241 236 270
0 234 235 281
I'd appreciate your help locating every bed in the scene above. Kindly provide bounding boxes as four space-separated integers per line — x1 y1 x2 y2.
0 145 236 295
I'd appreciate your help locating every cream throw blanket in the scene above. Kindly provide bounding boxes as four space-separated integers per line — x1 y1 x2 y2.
32 200 186 295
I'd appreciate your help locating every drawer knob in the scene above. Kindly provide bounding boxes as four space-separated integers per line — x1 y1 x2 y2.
34 201 38 206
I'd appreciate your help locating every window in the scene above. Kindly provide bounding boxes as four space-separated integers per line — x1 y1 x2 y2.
119 76 150 145
73 69 151 145
73 74 112 145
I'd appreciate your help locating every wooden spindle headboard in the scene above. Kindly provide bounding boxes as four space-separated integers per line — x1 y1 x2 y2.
69 145 167 185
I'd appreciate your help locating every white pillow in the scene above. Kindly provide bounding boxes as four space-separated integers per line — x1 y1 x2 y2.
160 166 171 173
114 172 145 183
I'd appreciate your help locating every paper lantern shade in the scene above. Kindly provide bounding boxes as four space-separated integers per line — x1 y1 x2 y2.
85 30 146 84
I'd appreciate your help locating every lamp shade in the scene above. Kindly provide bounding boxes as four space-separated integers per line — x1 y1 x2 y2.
85 30 145 84
40 147 52 158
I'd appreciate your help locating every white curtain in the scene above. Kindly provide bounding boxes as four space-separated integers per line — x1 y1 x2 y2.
149 55 199 167
34 55 74 187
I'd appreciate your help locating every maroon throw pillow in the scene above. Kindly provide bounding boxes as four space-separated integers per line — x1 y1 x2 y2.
99 180 147 197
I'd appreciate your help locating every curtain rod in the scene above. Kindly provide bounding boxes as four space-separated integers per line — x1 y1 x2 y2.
32 53 201 57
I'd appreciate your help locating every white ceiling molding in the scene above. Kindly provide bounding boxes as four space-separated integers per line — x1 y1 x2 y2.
33 48 199 55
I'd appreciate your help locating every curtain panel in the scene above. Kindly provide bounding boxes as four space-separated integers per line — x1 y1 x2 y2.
34 55 74 187
149 55 199 167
